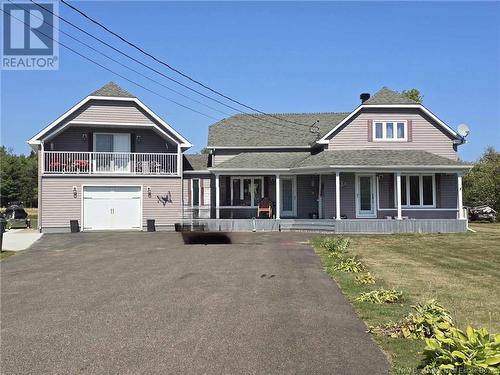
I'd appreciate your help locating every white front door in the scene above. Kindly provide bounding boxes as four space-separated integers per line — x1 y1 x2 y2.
280 176 297 217
356 175 376 218
83 186 141 230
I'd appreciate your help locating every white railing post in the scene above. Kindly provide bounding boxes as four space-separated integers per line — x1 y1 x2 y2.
275 174 281 220
396 172 402 220
215 174 220 219
457 173 464 219
335 171 341 220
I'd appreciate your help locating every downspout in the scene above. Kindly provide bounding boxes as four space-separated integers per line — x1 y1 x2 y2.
38 142 43 232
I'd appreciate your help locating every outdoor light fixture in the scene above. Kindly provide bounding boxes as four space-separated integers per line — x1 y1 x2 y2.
82 133 87 142
147 186 152 197
136 135 142 143
50 142 54 150
72 186 77 198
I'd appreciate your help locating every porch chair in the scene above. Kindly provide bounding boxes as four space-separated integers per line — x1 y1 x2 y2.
257 197 273 219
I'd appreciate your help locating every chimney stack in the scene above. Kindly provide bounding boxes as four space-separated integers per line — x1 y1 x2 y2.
360 93 370 103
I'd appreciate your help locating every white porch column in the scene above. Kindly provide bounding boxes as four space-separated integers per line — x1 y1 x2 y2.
396 172 402 220
275 175 281 219
215 174 220 219
335 171 341 220
457 173 464 219
318 174 323 219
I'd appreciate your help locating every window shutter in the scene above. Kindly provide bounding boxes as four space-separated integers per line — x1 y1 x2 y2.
130 133 136 152
88 132 93 152
407 120 413 142
200 180 204 206
187 180 191 204
367 120 373 142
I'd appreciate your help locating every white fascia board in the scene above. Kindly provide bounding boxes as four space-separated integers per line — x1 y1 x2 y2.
183 170 211 174
317 104 460 144
207 146 311 150
27 95 192 148
208 168 290 174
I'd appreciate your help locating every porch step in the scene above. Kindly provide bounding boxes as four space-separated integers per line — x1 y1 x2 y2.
279 221 336 233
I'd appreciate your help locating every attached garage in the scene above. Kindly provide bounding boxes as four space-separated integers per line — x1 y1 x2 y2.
83 186 142 231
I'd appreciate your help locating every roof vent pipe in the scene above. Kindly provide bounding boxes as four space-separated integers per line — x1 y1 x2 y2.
360 93 370 103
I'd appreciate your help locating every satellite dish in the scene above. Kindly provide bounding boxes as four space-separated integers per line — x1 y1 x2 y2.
457 123 470 138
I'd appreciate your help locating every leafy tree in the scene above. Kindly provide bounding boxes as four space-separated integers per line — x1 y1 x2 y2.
463 146 500 213
0 147 38 207
402 89 423 103
200 147 210 154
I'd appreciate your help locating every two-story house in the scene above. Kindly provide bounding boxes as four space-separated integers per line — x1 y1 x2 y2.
30 83 471 233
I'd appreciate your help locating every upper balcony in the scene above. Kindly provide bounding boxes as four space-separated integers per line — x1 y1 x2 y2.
43 151 178 176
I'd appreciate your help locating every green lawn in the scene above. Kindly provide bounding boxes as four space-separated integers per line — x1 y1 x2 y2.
312 223 500 373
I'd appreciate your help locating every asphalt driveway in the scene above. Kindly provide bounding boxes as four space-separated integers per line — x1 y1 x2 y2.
1 232 389 374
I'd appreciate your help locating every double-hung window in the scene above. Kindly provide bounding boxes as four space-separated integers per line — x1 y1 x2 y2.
374 121 407 141
397 174 435 207
230 177 263 207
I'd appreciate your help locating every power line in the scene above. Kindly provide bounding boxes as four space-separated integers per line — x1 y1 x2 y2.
6 0 232 117
26 0 317 135
59 0 315 128
2 7 220 120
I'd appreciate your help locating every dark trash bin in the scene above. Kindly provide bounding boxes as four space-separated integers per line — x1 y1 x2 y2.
147 219 156 232
70 220 80 233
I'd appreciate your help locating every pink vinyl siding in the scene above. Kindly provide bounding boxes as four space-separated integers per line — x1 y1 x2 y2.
50 127 177 153
71 100 155 125
327 109 457 160
40 177 182 230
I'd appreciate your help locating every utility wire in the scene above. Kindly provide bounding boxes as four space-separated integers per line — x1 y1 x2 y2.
59 0 315 128
2 7 219 120
27 0 316 135
7 0 232 117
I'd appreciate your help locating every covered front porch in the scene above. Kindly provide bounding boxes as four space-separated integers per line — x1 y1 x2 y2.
212 171 466 222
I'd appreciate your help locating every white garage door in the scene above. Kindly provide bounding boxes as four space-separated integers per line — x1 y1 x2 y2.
83 186 142 230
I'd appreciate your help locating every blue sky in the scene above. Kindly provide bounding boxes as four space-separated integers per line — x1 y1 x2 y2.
1 1 499 161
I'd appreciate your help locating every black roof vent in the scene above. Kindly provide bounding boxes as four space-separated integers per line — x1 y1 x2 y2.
360 93 371 103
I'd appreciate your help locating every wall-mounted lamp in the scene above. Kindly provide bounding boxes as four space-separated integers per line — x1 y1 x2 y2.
147 186 152 198
136 135 142 143
72 186 77 198
82 133 87 142
50 142 55 150
377 174 384 180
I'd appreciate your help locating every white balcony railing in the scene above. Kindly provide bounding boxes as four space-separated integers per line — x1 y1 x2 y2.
43 151 178 175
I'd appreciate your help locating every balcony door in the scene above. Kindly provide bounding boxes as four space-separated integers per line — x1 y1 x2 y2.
94 133 130 173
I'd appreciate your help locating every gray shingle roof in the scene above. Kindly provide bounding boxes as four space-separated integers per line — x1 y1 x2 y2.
208 112 349 147
296 150 467 168
363 87 417 105
183 154 209 171
213 150 469 170
215 152 311 169
90 82 135 98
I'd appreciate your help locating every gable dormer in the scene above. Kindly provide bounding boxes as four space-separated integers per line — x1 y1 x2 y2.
317 87 463 161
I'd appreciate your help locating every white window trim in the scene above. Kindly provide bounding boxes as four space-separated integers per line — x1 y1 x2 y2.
93 132 131 152
393 174 436 208
373 120 407 142
191 178 201 207
230 176 264 207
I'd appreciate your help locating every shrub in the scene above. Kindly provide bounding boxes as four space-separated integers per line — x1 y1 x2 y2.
370 300 453 339
421 326 500 374
355 272 376 285
331 256 366 273
318 236 351 254
355 289 403 304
